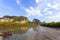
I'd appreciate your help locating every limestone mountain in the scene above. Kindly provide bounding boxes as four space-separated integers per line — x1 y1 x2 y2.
0 15 29 23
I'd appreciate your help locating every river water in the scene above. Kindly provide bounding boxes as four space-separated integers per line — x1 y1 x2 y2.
1 26 60 40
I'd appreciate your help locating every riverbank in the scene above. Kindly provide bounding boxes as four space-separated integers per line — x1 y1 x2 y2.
40 22 60 28
0 22 38 34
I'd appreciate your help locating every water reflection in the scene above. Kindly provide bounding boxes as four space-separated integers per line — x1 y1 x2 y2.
3 26 60 40
4 28 36 40
25 28 36 40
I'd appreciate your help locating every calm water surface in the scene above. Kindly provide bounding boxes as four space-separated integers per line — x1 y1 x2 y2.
4 28 36 40
2 26 60 40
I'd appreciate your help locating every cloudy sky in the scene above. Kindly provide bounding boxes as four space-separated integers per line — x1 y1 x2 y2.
0 0 60 22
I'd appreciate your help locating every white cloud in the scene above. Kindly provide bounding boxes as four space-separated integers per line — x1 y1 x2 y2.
45 12 52 15
47 3 52 7
46 11 53 15
36 0 42 3
26 7 43 17
25 0 60 22
47 12 60 22
47 2 60 10
16 0 20 5
48 11 53 15
43 8 48 12
52 4 58 9
43 8 53 15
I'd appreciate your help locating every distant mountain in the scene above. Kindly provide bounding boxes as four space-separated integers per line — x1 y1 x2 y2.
0 15 29 23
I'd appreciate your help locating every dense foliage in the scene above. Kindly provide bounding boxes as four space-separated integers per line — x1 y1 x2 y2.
13 16 28 21
40 22 60 28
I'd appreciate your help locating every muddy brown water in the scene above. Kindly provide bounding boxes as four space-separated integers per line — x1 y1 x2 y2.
0 26 60 40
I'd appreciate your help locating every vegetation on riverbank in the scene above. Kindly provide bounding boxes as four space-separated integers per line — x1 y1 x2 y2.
40 22 60 28
0 22 38 34
0 22 37 27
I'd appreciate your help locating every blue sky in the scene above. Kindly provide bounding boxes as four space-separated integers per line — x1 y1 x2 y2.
0 0 60 22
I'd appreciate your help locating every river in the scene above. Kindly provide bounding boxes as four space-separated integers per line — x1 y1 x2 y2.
0 26 60 40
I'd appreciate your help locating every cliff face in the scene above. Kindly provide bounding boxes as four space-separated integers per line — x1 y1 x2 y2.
0 16 28 23
0 18 13 22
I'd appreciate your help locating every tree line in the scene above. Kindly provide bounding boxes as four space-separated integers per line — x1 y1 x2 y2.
40 22 60 28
